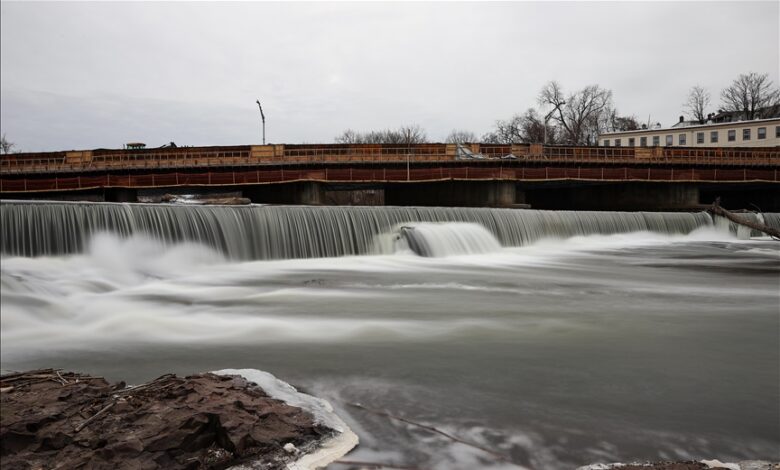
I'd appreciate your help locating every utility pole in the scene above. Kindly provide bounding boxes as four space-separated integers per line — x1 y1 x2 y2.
256 100 266 145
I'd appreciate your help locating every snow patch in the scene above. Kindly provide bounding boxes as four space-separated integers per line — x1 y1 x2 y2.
701 460 740 470
214 368 358 470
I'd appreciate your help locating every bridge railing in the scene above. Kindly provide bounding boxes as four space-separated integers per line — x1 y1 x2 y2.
277 144 452 163
1 144 778 174
2 166 777 194
90 149 253 169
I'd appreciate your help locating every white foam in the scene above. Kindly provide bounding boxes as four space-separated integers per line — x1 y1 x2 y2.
701 460 740 470
214 369 358 470
373 222 502 257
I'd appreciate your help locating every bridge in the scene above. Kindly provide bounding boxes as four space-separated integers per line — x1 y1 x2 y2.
2 143 778 210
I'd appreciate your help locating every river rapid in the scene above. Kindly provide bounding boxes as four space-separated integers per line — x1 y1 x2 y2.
1 201 778 469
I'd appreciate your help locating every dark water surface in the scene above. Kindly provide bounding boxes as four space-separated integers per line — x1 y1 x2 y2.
1 204 778 469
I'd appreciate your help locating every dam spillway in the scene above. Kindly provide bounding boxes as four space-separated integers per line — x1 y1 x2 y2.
0 200 727 259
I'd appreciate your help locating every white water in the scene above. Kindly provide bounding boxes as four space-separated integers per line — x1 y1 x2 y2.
2 226 762 352
373 222 503 256
1 203 778 468
1 201 723 259
214 369 359 470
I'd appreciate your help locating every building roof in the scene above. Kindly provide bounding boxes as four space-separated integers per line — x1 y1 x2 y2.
600 117 780 137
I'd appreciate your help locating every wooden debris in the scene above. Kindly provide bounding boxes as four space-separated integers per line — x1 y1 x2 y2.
74 399 117 433
56 370 69 385
708 197 780 239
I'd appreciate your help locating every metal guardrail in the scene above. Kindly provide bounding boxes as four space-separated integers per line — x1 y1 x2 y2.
1 144 778 175
2 165 778 193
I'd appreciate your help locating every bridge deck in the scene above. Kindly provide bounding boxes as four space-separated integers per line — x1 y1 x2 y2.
2 143 778 174
2 165 777 193
1 144 778 193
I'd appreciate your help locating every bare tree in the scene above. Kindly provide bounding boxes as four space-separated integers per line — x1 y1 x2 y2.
482 109 557 144
445 129 477 144
539 81 614 145
396 124 427 145
518 108 554 143
720 72 780 120
481 115 523 144
334 129 362 144
0 134 15 154
610 114 641 132
683 85 711 124
334 125 428 145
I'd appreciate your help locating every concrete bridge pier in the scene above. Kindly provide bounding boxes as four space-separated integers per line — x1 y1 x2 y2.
385 181 521 207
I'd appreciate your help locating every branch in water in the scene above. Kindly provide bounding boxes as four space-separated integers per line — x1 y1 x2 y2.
708 198 780 239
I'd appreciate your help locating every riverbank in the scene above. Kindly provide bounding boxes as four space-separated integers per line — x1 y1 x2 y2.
0 369 357 469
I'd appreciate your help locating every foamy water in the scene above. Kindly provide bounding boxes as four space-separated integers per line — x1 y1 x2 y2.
1 213 778 468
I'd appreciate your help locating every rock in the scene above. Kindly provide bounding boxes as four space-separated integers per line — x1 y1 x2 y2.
0 370 333 470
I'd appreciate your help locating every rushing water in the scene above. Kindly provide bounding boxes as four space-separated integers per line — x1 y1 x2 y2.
1 201 721 259
1 201 778 469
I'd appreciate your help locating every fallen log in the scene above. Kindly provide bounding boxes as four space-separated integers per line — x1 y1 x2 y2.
708 198 780 239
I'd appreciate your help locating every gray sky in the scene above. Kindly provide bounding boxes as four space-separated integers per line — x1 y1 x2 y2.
1 1 778 152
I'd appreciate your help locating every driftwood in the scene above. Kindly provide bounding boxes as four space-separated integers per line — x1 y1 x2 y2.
74 399 117 433
113 373 176 395
708 198 780 239
0 369 103 391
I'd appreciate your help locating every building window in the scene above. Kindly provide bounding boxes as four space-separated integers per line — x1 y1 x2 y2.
615 139 622 147
743 128 751 140
728 130 736 142
652 136 660 146
640 136 647 147
710 131 718 143
665 135 673 146
678 134 686 145
776 126 780 138
604 140 610 147
696 132 704 144
757 127 766 139
628 137 635 147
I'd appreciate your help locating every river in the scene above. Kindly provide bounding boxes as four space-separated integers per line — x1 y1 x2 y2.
1 201 778 469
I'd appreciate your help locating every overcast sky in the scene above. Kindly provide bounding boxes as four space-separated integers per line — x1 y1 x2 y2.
1 1 778 152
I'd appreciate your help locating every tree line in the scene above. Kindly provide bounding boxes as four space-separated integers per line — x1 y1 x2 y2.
335 71 780 146
685 72 780 124
1 134 16 154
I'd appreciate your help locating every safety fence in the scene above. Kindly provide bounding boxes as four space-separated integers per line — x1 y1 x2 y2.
2 165 776 193
1 143 778 175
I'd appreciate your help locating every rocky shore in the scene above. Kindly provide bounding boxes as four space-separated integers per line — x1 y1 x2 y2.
0 369 357 470
2 369 775 470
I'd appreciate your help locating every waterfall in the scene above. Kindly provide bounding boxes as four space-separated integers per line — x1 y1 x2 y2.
375 223 503 257
0 200 731 260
